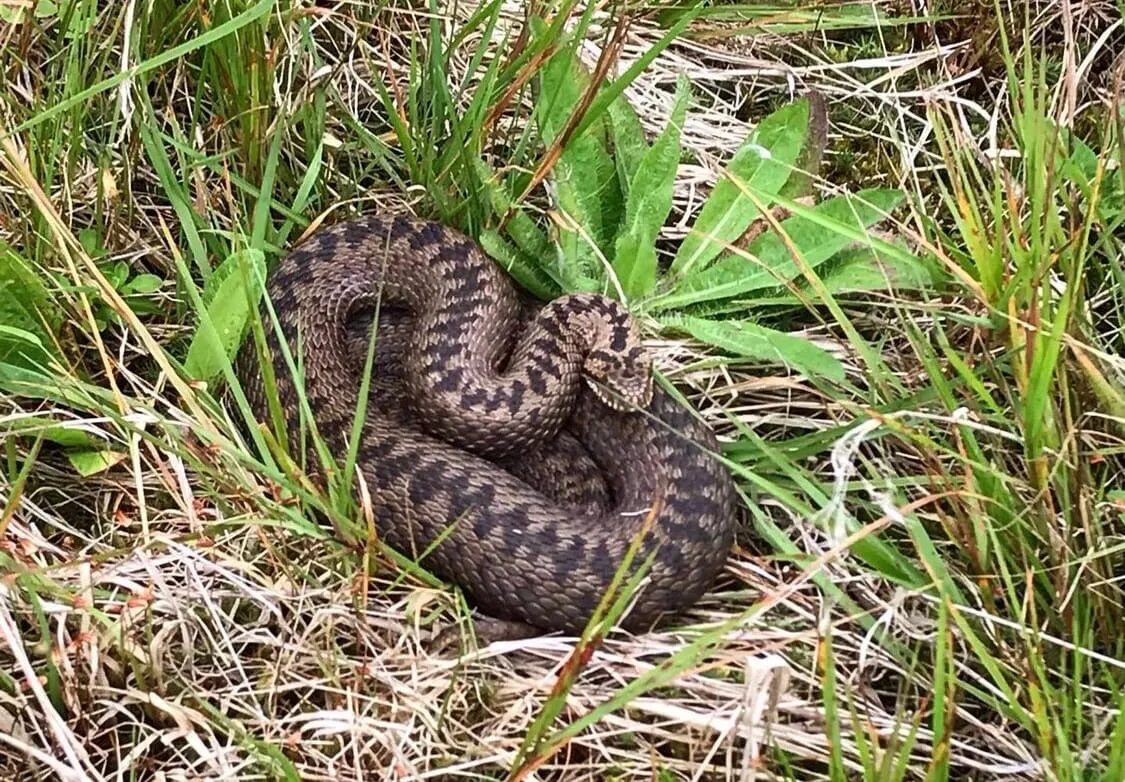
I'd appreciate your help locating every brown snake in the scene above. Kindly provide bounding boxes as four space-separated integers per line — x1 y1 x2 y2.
235 213 737 636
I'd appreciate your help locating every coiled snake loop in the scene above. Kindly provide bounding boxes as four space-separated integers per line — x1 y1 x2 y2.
236 213 736 635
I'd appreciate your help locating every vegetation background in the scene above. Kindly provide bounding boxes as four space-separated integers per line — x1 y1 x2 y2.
1 0 1123 779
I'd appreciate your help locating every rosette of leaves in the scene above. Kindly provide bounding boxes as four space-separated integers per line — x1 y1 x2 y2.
479 44 935 385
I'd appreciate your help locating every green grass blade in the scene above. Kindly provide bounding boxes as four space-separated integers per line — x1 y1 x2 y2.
138 117 212 280
6 0 276 139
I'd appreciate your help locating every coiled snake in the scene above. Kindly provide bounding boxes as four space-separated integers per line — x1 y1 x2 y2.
236 213 736 636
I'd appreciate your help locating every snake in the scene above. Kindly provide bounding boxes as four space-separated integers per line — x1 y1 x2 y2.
234 213 737 636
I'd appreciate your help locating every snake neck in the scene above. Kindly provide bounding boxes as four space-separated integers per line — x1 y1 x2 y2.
404 294 614 460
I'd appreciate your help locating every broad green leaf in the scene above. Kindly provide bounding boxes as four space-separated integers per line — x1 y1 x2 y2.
0 361 54 400
612 77 689 299
536 45 622 277
504 211 555 274
1057 126 1099 182
0 0 56 23
534 30 594 152
0 332 48 364
605 89 649 198
1054 126 1124 217
0 246 64 371
472 158 561 297
654 188 904 310
30 424 101 450
613 237 658 303
78 227 107 259
713 244 934 312
814 246 934 295
567 4 706 146
0 416 109 450
670 98 810 277
478 229 558 301
184 248 266 380
663 313 845 382
105 260 129 289
122 273 164 296
67 449 127 477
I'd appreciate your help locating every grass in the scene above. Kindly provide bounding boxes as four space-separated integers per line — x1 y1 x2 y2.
1 0 1124 779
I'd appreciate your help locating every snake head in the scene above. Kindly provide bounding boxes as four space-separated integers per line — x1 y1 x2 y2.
583 344 654 412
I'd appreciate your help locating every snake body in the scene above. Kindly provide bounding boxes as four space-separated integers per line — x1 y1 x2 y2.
236 214 736 635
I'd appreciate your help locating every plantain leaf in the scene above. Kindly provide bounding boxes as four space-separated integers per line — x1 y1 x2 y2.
16 422 100 450
612 77 690 299
184 248 266 381
748 243 935 305
66 449 127 477
478 229 559 301
670 98 810 277
0 324 54 374
0 242 65 370
472 158 561 299
536 45 622 278
814 245 934 295
654 188 905 310
605 87 649 199
662 313 845 382
122 273 164 295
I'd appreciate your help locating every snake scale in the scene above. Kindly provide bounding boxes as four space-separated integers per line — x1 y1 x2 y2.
235 213 736 636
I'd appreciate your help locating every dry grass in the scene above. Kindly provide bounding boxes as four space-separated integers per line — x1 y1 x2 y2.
2 1 1124 780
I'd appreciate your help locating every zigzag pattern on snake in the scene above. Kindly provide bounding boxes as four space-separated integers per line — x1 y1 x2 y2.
235 213 737 635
